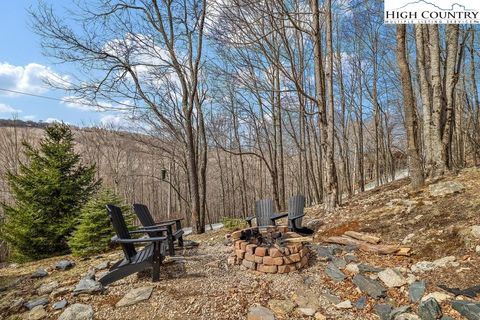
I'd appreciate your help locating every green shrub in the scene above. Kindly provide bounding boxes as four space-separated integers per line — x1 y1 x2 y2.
222 217 248 231
0 123 99 261
68 189 132 257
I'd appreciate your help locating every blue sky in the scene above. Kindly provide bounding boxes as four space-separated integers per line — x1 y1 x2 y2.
0 1 121 126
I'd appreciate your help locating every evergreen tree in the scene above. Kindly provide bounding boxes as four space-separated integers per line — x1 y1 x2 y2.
0 123 99 261
69 189 132 257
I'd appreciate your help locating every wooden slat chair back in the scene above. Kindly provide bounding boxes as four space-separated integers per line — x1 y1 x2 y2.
255 199 275 227
99 205 168 286
288 195 305 230
107 204 137 261
132 203 185 256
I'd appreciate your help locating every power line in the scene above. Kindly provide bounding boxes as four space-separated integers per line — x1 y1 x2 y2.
0 87 147 111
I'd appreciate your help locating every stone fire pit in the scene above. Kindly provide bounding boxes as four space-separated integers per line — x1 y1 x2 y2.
228 225 310 274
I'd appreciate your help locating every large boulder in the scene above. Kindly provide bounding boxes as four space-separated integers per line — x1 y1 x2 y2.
429 181 465 197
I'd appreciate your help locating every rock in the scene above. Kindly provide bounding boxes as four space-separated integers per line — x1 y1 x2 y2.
53 299 68 310
31 268 48 278
421 292 452 303
346 263 360 274
395 314 421 320
411 261 436 273
355 296 367 309
247 306 275 320
27 305 47 320
390 306 412 319
471 226 480 239
335 300 352 309
306 219 324 232
10 297 25 312
358 264 383 273
73 278 103 295
116 286 153 307
411 257 456 273
331 257 347 269
476 245 480 254
37 281 59 295
315 312 327 320
409 281 426 303
406 274 417 285
58 303 94 320
429 181 465 197
451 300 480 320
56 260 75 271
25 296 49 310
323 292 341 305
325 262 346 282
378 268 407 288
402 233 415 245
267 299 295 315
432 256 457 268
292 288 320 310
352 274 387 299
374 304 393 320
345 253 358 263
297 308 316 316
51 287 70 298
316 247 333 261
418 298 442 320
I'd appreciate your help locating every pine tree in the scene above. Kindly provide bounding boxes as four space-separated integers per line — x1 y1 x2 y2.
68 189 132 257
0 123 99 261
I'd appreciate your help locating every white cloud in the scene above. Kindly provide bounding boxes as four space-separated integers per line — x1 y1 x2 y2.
0 103 22 113
45 117 62 124
61 96 133 113
0 62 69 95
23 115 36 121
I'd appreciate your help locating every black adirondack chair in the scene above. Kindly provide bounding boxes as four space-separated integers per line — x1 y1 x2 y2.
246 199 288 227
99 205 168 286
133 203 184 256
287 195 313 235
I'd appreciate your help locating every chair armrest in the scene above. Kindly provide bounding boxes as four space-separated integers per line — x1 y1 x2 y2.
271 213 288 221
112 236 167 244
130 227 167 234
157 218 184 224
289 214 305 221
245 216 255 222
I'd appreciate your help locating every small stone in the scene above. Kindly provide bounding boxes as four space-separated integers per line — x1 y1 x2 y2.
432 256 456 268
56 260 75 271
50 287 70 298
374 304 393 320
94 261 109 270
267 299 295 315
31 268 48 278
352 274 387 299
378 268 407 288
58 303 94 320
358 264 383 273
323 292 341 305
395 313 421 320
418 298 442 320
475 245 480 254
37 281 59 295
298 307 316 316
316 247 333 261
306 219 324 232
411 261 436 273
421 292 452 303
27 305 47 320
402 233 415 245
346 263 360 274
390 306 411 319
53 299 68 310
73 278 103 295
25 296 49 310
355 296 367 309
247 305 275 320
332 257 347 269
116 286 153 307
325 262 346 282
471 226 480 239
344 253 358 263
315 312 327 320
409 281 426 303
451 300 480 320
335 300 352 309
406 274 417 285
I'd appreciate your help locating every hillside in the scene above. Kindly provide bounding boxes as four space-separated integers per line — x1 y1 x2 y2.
1 168 479 319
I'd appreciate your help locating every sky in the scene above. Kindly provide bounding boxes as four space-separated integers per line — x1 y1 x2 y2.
0 1 123 126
